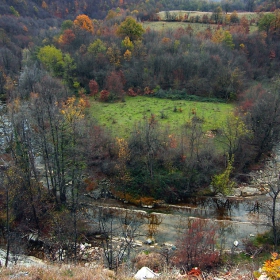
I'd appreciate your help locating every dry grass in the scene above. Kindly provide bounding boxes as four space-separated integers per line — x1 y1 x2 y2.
0 264 196 279
0 261 256 279
0 264 134 280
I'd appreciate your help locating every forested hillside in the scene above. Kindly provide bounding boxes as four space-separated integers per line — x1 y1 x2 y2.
1 0 280 198
1 0 280 20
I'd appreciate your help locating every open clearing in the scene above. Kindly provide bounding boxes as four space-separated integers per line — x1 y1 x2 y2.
156 10 261 21
142 10 261 33
142 19 258 33
89 96 233 138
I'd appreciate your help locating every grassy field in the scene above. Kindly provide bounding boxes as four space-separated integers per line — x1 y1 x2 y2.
142 20 258 34
156 10 260 22
142 10 260 33
89 96 233 138
143 21 213 32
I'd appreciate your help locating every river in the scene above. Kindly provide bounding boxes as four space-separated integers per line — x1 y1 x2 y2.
83 194 272 250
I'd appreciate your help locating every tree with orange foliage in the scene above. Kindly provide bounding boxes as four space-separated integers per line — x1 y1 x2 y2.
123 49 132 61
41 1 48 9
73 14 94 33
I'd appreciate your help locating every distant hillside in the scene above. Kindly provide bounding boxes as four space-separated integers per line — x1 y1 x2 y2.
1 0 150 20
0 0 227 21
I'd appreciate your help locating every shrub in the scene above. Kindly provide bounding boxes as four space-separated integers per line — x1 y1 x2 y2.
99 90 110 102
134 252 165 271
173 219 220 270
150 88 226 103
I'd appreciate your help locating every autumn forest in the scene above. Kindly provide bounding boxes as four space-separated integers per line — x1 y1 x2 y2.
1 0 280 275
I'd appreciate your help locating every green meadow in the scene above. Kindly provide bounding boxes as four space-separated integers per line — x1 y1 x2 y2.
156 10 260 22
142 11 260 33
142 20 258 34
89 96 233 138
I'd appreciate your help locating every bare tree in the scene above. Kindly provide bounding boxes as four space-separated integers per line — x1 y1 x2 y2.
260 160 280 247
98 207 145 271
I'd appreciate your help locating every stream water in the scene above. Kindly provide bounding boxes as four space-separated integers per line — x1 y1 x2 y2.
84 194 272 250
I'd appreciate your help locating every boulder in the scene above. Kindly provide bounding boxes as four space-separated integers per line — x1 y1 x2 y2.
134 266 160 280
258 273 270 280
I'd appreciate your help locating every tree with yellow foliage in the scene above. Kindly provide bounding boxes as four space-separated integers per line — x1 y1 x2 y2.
60 96 86 124
262 252 280 279
115 137 131 184
121 36 134 51
212 29 234 49
218 112 251 161
124 49 132 61
117 16 145 41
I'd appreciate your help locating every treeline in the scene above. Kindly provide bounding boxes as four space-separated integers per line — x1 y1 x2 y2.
1 0 279 22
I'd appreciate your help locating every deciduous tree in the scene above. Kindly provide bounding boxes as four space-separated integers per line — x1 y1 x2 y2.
258 13 276 36
117 16 145 41
88 39 107 57
73 14 94 33
89 79 99 98
37 45 64 76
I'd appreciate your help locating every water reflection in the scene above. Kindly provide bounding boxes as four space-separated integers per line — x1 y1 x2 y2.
163 196 267 223
84 195 271 249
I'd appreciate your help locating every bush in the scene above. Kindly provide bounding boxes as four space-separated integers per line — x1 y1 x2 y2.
150 88 226 103
134 252 165 271
173 219 220 270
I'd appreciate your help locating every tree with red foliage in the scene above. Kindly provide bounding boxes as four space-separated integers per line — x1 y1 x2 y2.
127 87 137 96
58 29 76 47
105 70 126 101
173 219 219 270
89 79 99 99
99 89 110 102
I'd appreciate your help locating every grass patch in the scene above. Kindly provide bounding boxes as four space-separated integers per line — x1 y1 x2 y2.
142 20 258 34
89 96 233 138
156 10 260 22
142 11 261 33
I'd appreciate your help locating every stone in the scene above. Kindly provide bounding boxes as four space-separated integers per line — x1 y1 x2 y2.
134 267 159 279
258 274 269 280
133 241 143 247
145 238 153 245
